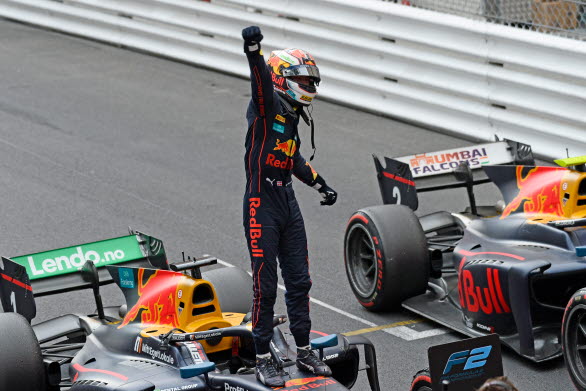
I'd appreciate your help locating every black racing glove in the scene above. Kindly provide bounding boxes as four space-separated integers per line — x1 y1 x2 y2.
314 176 337 206
319 185 338 206
242 25 263 53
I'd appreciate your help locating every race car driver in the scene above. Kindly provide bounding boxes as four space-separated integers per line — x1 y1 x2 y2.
241 25 337 387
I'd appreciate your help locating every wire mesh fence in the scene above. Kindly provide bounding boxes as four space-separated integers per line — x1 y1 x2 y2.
384 0 586 40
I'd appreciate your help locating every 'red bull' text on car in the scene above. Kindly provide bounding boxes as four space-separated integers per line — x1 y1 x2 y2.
0 230 380 391
344 139 586 368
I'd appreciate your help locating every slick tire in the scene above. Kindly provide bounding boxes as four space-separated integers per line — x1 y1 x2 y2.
410 369 432 391
203 267 252 314
344 204 429 311
562 288 586 391
0 312 46 391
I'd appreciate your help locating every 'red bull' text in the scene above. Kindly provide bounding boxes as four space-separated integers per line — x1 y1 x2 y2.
249 198 263 258
272 73 285 87
458 267 511 315
266 154 294 170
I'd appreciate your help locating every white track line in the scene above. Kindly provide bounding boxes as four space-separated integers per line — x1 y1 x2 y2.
214 257 376 327
279 283 377 327
214 257 448 338
215 258 235 268
384 326 448 341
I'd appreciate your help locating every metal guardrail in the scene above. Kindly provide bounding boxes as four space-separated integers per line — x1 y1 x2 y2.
1 0 585 159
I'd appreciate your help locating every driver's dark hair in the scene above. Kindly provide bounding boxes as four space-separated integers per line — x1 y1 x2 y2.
477 376 518 391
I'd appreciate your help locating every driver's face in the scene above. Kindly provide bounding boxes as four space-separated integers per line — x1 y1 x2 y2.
289 76 313 85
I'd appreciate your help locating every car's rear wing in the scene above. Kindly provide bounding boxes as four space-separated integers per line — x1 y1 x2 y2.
8 231 168 297
373 139 534 210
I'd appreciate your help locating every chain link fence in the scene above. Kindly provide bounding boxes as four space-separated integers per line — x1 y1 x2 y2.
385 0 586 40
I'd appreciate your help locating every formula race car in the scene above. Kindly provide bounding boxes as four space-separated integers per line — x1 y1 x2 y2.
0 231 380 391
344 139 586 364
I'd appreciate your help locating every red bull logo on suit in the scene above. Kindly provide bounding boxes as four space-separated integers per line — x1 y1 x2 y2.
274 139 297 157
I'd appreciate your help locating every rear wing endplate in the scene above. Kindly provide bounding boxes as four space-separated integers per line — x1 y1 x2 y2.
374 139 534 209
0 257 35 322
9 231 168 297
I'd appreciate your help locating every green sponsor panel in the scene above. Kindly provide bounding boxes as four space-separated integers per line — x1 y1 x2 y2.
11 235 143 280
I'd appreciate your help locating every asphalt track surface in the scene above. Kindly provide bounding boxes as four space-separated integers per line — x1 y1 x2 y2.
0 19 570 390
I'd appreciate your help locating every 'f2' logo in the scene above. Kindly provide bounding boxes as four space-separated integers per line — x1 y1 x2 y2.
443 346 492 375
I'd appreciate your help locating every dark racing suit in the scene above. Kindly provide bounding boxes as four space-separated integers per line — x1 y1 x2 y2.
243 48 323 355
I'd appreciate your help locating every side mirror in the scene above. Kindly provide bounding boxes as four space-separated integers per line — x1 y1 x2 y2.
453 161 478 215
311 334 339 360
81 260 105 320
311 334 338 350
453 161 473 184
180 362 216 379
81 260 100 290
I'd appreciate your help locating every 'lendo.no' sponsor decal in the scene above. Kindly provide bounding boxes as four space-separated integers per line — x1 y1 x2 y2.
11 236 143 280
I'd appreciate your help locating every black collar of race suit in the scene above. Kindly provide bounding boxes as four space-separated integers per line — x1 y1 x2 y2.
277 95 316 161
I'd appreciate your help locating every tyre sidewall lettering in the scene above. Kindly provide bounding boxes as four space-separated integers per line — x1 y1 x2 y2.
345 205 428 312
562 290 586 390
346 213 386 308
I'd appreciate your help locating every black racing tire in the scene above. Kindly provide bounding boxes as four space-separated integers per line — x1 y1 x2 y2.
203 267 252 314
410 369 432 391
344 204 429 311
563 288 586 391
0 312 46 391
